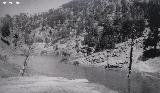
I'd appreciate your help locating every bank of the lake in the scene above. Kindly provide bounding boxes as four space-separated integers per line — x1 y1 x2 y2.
0 76 118 93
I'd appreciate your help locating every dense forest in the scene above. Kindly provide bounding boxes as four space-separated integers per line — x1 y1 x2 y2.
0 0 160 66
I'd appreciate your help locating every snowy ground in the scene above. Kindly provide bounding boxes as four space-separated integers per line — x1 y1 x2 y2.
0 76 118 93
133 57 160 73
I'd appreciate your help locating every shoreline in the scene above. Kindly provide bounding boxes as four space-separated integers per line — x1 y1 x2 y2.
0 76 118 93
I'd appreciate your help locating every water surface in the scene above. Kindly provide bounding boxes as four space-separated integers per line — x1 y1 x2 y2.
8 56 160 93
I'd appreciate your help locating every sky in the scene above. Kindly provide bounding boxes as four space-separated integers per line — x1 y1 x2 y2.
0 0 72 17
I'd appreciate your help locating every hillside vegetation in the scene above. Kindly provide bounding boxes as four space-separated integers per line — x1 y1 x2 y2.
0 0 160 74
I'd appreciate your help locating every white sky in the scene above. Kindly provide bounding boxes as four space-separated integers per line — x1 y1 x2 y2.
0 0 72 17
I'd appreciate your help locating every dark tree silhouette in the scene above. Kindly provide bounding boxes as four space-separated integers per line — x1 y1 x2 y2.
144 2 160 50
1 24 10 37
0 14 12 38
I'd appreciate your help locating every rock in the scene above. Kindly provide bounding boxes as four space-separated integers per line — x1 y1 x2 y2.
73 61 80 66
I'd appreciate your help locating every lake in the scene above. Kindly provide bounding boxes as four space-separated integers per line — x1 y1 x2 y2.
8 56 160 93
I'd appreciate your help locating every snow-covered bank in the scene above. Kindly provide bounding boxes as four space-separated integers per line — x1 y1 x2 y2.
133 57 160 73
70 38 144 68
0 76 118 93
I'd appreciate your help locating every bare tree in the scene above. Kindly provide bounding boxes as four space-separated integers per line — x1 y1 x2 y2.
20 45 33 76
126 1 145 78
128 25 135 78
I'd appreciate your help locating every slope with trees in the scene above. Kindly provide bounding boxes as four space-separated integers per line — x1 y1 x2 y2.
0 0 160 74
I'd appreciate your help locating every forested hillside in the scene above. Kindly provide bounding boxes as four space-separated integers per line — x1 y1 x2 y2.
0 0 144 48
0 0 160 71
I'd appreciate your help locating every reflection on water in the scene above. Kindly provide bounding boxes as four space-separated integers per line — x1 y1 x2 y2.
83 67 129 93
8 56 160 93
128 77 131 93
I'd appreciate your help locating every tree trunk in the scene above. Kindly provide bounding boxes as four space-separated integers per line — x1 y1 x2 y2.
128 39 134 77
154 45 157 50
22 55 29 76
21 45 31 76
21 55 29 76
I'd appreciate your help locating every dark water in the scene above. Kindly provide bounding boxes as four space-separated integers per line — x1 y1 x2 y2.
8 56 160 93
